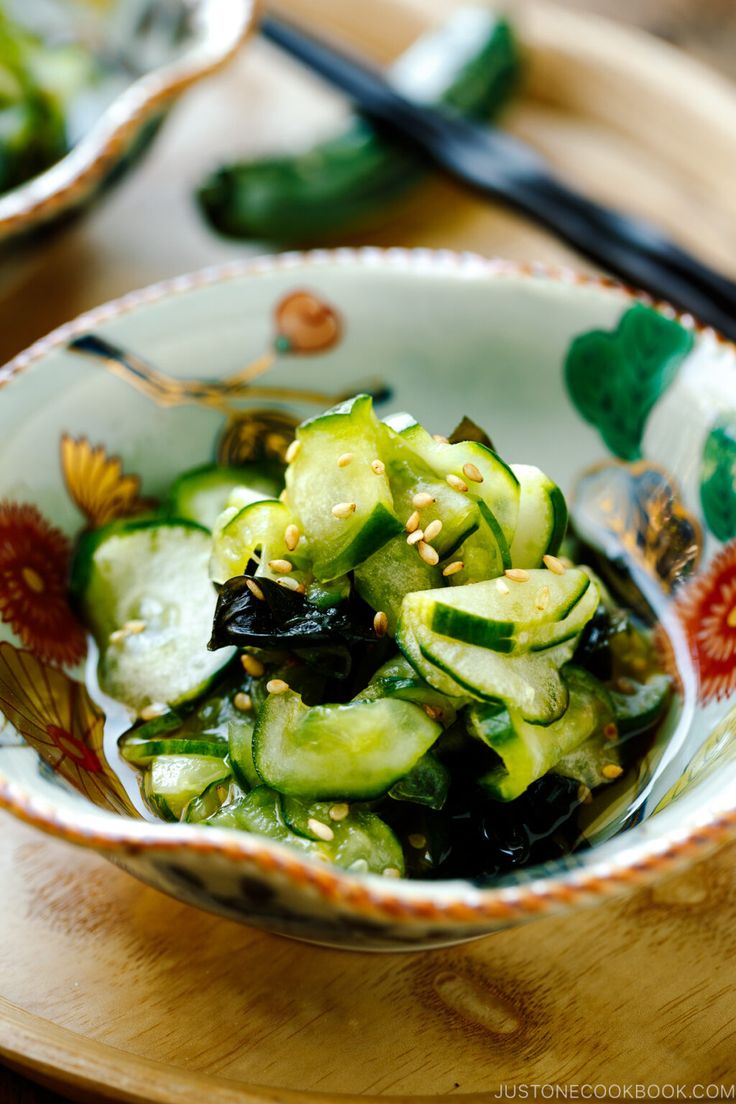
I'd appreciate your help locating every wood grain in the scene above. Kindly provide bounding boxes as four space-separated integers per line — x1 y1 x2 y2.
2 1 736 1100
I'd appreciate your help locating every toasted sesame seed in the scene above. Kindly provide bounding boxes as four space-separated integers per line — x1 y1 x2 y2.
123 619 146 635
559 556 574 568
424 518 443 542
246 578 265 601
331 501 357 519
602 763 624 780
505 568 530 583
577 784 593 805
443 560 464 577
284 523 300 551
234 692 253 712
279 488 289 504
433 434 450 444
285 439 301 464
495 577 510 594
543 554 566 575
383 867 401 878
535 586 550 611
348 859 369 873
603 722 619 741
140 702 168 721
241 654 265 678
405 510 421 533
109 629 126 644
268 558 293 575
418 541 439 566
412 491 435 509
307 817 335 842
337 451 353 468
407 529 424 546
617 677 636 695
373 610 389 637
424 704 443 721
266 678 289 695
371 459 385 475
276 576 302 592
463 462 483 484
329 803 350 822
446 473 468 493
408 833 427 850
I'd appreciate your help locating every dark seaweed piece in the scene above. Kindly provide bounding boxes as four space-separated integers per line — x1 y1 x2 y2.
448 416 495 451
209 575 379 677
573 603 629 681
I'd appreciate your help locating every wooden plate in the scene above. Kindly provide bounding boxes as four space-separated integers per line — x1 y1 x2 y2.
3 2 736 1099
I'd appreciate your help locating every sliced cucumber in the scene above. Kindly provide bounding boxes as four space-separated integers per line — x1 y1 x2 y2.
281 797 405 874
356 654 465 726
166 463 280 530
285 394 402 581
401 568 596 655
509 464 568 569
183 778 241 823
465 700 515 747
228 715 260 790
388 751 450 810
448 500 511 585
253 689 441 799
120 734 229 766
73 519 235 712
354 533 441 633
143 754 232 820
609 674 671 736
479 667 613 800
209 498 309 586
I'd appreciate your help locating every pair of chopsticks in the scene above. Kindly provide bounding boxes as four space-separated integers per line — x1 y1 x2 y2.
260 13 736 342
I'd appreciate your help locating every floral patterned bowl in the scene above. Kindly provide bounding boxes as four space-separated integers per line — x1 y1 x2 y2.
1 248 735 951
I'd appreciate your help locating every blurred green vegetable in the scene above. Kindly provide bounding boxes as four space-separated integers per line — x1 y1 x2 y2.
197 8 520 242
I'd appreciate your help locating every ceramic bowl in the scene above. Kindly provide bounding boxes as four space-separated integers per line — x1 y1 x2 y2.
0 0 254 249
1 248 735 951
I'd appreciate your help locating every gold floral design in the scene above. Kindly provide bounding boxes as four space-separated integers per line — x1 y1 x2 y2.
61 435 154 527
572 460 702 591
0 643 135 815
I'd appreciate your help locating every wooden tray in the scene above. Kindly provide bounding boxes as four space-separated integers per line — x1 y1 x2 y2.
3 2 736 1099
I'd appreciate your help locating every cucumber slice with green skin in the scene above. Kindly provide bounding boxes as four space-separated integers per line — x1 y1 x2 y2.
410 624 571 723
143 755 232 821
253 690 442 800
479 667 613 800
356 654 465 726
228 716 260 790
285 394 403 581
354 533 441 634
306 574 351 610
508 464 568 569
609 674 671 736
209 499 309 586
388 751 450 810
280 797 405 875
448 500 510 586
401 568 595 655
183 778 241 823
465 701 515 747
166 464 280 531
121 735 229 766
73 519 235 712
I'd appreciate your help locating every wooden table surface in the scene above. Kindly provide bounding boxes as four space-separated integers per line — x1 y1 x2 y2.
2 1 736 1100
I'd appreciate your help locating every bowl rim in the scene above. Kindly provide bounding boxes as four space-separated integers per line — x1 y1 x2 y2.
0 0 258 241
1 244 733 929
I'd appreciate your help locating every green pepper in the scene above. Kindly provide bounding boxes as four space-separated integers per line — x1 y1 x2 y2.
197 9 520 242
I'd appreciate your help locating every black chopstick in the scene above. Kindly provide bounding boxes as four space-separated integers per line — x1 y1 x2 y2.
260 13 736 341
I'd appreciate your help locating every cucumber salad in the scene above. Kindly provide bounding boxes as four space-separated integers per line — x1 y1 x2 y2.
72 396 672 881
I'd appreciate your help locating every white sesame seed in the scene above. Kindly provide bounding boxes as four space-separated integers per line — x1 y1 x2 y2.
234 692 253 712
109 629 126 644
543 554 566 575
348 859 369 873
602 763 624 780
284 523 300 551
140 702 168 721
285 439 301 464
307 817 335 842
266 678 289 694
423 518 443 542
383 867 401 878
495 577 510 594
418 541 439 566
268 558 293 574
405 510 421 533
463 462 483 484
446 474 468 493
122 619 146 635
276 576 301 592
329 803 350 822
535 586 550 611
246 578 265 601
505 568 530 583
373 610 389 637
407 529 424 546
408 833 427 850
443 560 464 577
337 452 353 468
412 491 435 509
241 654 265 677
279 488 289 504
331 501 357 519
371 459 385 475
